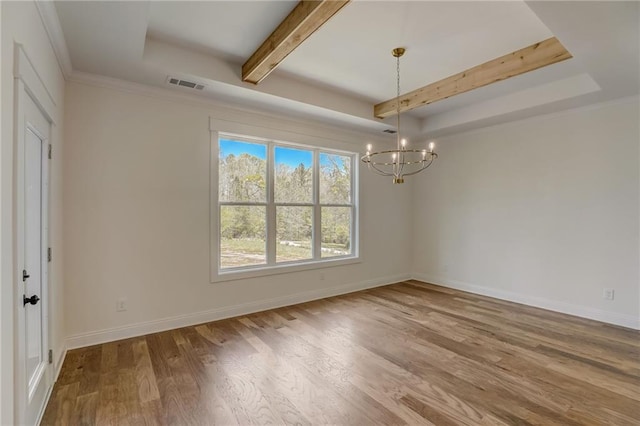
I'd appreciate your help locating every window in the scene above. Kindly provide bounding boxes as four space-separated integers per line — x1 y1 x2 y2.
214 133 358 279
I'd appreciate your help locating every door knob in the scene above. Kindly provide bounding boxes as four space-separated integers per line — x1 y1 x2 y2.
23 295 40 306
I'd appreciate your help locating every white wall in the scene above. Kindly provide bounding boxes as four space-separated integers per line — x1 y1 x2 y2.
63 79 413 345
412 98 640 328
1 1 66 424
63 78 640 349
0 5 4 424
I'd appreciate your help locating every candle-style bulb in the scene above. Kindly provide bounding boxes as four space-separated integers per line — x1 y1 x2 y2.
429 142 435 152
366 144 372 152
401 138 407 147
392 153 397 160
422 149 427 159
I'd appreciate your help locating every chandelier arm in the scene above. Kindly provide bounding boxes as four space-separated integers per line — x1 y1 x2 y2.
362 155 400 167
368 162 395 176
398 159 433 166
399 150 407 177
364 159 394 176
366 151 436 166
402 159 436 176
366 149 424 155
400 165 428 177
366 155 399 166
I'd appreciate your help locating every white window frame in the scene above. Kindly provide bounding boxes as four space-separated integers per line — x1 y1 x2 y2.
210 122 360 283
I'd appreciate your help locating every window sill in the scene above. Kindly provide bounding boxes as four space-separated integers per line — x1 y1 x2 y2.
211 256 361 283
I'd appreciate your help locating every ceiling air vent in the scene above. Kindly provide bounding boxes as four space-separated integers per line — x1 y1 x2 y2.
383 129 397 134
167 76 205 91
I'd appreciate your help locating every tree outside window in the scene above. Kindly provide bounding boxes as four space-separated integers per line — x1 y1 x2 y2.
218 135 356 271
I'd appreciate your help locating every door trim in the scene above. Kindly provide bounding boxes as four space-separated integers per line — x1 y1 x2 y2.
13 44 57 122
13 43 56 426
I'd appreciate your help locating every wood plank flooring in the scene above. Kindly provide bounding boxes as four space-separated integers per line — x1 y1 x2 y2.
41 281 640 425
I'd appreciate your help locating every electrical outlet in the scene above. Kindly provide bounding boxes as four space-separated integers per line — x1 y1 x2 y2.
602 288 615 301
116 297 128 312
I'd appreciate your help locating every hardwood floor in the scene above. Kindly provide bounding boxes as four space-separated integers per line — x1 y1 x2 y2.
41 281 640 425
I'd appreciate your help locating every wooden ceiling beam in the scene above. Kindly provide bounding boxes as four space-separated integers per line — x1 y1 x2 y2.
374 37 572 119
242 0 350 84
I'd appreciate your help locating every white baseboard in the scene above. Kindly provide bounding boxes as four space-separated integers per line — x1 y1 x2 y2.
54 345 67 381
36 345 67 426
412 273 640 330
36 387 52 426
66 273 411 350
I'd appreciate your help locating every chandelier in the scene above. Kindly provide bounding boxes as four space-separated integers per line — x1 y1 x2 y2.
362 48 437 184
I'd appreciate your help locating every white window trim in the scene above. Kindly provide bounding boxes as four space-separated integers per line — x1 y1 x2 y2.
210 118 360 283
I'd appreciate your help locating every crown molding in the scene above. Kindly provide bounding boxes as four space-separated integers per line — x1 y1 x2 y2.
35 0 73 79
428 94 639 142
68 70 393 144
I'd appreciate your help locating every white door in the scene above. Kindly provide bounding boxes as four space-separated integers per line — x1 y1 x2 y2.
16 91 51 425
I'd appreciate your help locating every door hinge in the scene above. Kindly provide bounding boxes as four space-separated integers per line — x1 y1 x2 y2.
48 247 52 262
48 349 53 364
48 144 52 159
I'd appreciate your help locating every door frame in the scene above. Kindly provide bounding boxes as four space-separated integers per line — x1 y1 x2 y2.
13 43 57 425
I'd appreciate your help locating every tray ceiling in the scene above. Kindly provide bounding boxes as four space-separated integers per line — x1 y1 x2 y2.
54 1 639 136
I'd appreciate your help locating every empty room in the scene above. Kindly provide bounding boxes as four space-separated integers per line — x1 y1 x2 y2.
1 0 639 424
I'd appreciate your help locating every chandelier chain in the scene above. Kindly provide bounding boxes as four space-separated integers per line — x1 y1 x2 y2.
361 47 437 184
396 53 401 150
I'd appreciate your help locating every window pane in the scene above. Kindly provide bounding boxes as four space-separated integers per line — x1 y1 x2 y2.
276 206 313 262
275 147 313 203
219 138 266 202
220 206 266 268
321 207 351 258
320 153 351 204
